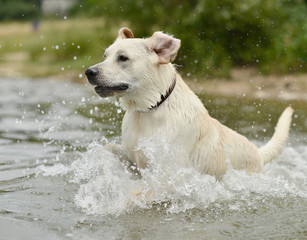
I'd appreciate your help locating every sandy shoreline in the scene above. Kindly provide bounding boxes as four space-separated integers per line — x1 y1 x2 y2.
186 68 307 102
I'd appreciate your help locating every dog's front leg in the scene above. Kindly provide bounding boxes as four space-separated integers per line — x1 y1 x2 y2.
104 142 142 178
104 142 131 164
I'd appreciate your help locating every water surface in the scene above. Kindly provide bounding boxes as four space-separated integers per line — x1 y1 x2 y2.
0 77 306 240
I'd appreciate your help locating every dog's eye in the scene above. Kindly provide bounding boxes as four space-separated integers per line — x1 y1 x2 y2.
118 55 129 62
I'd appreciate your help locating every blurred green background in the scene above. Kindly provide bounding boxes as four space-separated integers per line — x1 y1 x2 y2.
0 0 306 79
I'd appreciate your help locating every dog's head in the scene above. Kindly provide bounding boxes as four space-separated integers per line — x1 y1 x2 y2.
85 27 181 110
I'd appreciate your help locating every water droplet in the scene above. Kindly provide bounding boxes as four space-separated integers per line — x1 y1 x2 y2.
66 233 73 238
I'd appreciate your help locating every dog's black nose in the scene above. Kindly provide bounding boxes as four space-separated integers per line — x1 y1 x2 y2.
85 67 99 85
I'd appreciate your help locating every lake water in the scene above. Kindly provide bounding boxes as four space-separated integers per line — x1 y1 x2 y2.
0 77 306 240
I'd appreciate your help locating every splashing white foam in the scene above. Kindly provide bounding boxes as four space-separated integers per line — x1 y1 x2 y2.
37 138 307 216
71 141 146 215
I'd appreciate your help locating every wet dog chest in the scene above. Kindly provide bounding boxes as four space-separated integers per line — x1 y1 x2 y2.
122 111 168 140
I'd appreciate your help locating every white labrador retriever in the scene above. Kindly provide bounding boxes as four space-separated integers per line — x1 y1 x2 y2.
85 27 293 179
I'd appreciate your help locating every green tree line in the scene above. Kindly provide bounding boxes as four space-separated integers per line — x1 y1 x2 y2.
71 0 307 77
0 0 40 20
1 0 306 78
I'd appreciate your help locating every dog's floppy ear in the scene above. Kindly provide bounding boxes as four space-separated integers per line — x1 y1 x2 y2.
118 27 134 39
148 31 181 64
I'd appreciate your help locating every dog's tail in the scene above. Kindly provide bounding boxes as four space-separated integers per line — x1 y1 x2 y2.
258 107 294 165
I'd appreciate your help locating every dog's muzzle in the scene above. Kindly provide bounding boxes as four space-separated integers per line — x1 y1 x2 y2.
85 67 129 98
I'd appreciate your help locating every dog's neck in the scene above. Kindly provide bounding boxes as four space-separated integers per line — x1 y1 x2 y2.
119 65 178 112
148 75 177 111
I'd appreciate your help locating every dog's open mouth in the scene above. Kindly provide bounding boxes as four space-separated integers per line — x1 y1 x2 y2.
94 84 129 98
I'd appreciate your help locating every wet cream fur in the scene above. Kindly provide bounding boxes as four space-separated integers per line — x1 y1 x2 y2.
89 27 293 180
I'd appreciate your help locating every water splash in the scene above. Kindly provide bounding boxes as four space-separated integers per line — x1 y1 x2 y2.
37 137 307 216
